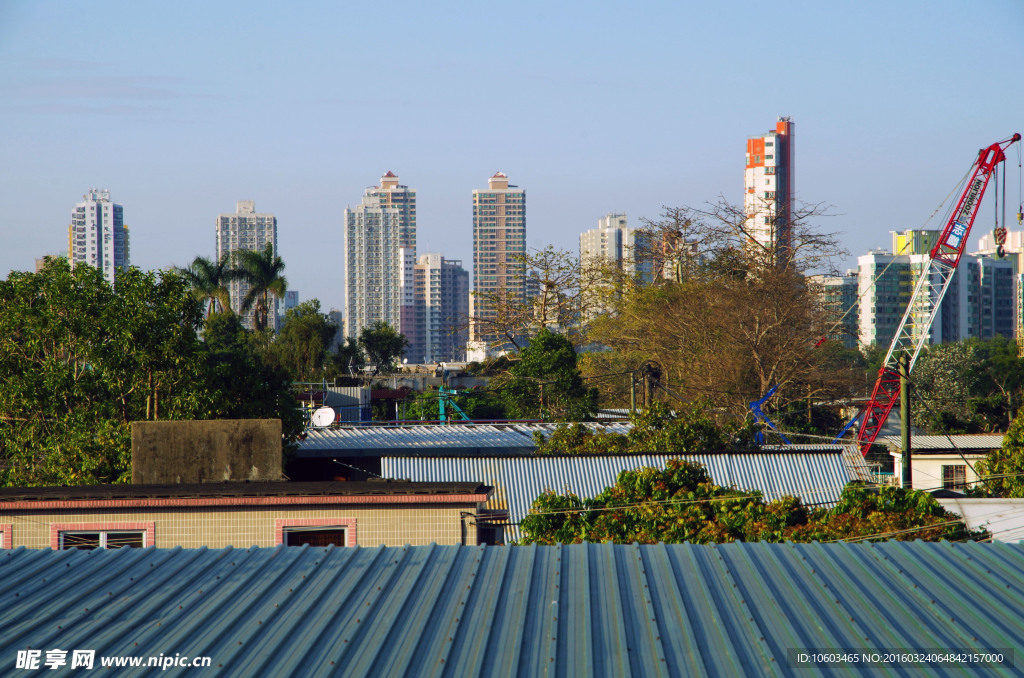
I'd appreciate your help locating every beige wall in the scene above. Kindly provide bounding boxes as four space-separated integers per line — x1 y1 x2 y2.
0 503 481 550
892 453 986 491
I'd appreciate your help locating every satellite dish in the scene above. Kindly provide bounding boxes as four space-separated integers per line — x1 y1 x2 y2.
311 406 336 428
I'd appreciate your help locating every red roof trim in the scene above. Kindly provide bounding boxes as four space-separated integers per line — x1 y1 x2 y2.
0 493 489 511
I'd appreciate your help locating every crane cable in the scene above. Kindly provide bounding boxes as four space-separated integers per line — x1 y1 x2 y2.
819 163 975 344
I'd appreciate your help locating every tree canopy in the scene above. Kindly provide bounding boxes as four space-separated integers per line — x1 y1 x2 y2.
235 243 288 332
497 328 597 421
975 403 1024 498
260 300 338 382
909 337 1024 434
178 253 234 317
358 321 409 376
519 459 981 545
0 259 300 486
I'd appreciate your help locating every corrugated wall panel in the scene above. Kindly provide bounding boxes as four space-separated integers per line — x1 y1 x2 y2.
383 454 852 541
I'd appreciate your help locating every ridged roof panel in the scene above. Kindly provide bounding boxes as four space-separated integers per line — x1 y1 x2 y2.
1 542 1021 677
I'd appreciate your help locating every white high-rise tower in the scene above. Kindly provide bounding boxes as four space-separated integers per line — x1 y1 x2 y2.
344 172 417 340
68 189 130 284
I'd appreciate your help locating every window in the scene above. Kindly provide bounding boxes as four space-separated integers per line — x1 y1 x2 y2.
59 531 146 550
0 524 10 549
283 528 348 547
276 518 357 547
942 465 967 490
51 522 154 550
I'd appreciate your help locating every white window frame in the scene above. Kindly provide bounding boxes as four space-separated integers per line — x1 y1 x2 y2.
58 530 147 550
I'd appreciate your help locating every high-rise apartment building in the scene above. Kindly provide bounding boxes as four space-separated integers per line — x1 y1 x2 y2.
808 272 859 349
367 171 416 249
579 213 655 317
976 227 1024 343
215 200 279 330
744 117 794 262
68 189 130 284
470 172 526 351
856 230 1015 348
344 173 417 341
409 253 469 363
579 213 654 282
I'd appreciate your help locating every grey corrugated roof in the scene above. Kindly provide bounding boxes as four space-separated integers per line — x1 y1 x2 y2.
384 452 853 540
763 443 874 482
1 542 1021 677
884 435 1004 451
299 423 633 456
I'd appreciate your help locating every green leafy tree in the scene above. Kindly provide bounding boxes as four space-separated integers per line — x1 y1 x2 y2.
910 341 985 433
405 388 508 422
532 401 755 455
520 459 981 545
497 328 597 421
0 259 301 486
200 312 303 438
323 337 365 384
178 253 234 317
235 243 288 332
358 321 409 376
975 404 1024 497
262 300 338 382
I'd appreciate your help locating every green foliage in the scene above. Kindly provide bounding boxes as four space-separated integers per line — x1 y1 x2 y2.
520 459 980 545
909 337 1024 434
532 401 754 455
498 328 597 421
531 423 629 455
358 321 409 376
975 403 1024 497
323 337 365 384
234 243 288 332
260 300 338 382
178 253 234 316
199 313 303 441
0 260 301 486
405 389 508 422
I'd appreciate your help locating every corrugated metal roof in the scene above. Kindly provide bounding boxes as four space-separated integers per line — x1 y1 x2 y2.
299 423 633 455
384 453 853 540
1 542 1021 677
763 443 874 482
884 435 1004 451
936 499 1024 543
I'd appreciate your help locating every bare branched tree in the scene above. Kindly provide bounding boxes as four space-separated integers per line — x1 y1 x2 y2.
585 199 859 425
468 246 613 354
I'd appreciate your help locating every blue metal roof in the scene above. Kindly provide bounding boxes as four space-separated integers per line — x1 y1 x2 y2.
384 453 853 540
1 542 1021 676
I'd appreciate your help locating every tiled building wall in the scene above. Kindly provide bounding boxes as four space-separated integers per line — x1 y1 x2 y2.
0 504 479 550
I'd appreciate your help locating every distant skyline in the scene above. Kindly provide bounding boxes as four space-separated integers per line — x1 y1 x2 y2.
2 1 1022 319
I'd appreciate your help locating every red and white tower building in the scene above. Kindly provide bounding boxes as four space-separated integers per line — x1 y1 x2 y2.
744 117 794 263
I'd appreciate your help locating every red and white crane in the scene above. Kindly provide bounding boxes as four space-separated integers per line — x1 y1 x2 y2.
855 133 1021 455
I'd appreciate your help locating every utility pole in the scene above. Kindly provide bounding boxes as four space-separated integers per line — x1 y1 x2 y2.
630 372 637 415
900 353 912 489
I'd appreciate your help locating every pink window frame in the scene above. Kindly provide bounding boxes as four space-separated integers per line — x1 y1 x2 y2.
275 517 357 547
51 522 156 550
0 524 11 549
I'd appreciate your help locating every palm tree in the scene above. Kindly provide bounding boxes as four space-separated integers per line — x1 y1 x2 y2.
179 253 234 318
235 242 287 332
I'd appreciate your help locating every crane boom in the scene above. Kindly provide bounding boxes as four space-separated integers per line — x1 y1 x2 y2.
856 133 1021 455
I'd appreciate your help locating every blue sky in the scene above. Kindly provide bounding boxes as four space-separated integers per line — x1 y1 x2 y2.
1 0 1022 314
